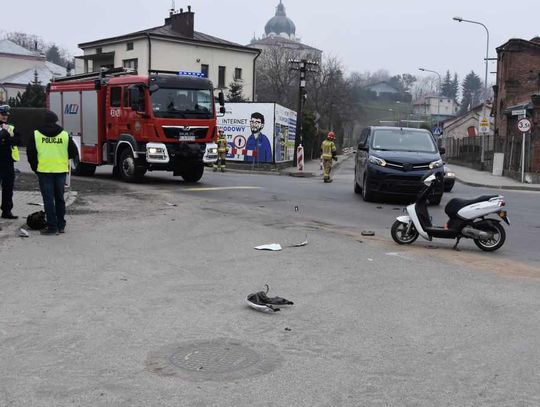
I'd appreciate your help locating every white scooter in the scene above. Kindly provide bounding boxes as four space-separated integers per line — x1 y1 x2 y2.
391 172 510 251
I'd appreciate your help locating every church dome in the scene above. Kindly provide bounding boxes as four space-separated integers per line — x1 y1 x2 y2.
264 1 296 39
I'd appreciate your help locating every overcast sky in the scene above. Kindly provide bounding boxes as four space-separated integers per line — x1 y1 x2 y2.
4 0 540 84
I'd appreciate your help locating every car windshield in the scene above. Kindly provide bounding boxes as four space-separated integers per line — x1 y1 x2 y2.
371 129 437 153
151 88 213 119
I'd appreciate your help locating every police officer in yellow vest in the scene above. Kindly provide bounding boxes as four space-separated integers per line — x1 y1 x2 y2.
27 110 77 235
213 129 229 172
321 131 337 183
0 104 21 220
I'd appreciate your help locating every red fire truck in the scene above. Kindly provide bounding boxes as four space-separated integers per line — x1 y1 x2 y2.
47 68 224 182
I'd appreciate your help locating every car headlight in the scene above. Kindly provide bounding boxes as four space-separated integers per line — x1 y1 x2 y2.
209 148 216 154
368 155 387 167
148 147 164 154
429 159 443 169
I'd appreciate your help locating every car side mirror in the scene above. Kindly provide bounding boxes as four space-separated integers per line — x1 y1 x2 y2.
358 144 368 152
439 147 446 155
218 91 225 106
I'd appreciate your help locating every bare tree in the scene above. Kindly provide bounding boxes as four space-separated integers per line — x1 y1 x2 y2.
255 46 299 108
411 75 439 100
2 31 72 67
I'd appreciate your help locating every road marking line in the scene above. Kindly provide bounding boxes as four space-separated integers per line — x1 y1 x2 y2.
183 186 263 192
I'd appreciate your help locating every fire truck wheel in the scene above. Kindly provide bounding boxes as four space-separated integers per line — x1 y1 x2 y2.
119 148 146 182
71 153 96 176
181 161 204 183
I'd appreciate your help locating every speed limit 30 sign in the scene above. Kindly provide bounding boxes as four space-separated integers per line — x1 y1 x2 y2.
517 118 532 133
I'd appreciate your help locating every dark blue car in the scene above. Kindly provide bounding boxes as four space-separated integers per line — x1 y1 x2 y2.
354 126 445 204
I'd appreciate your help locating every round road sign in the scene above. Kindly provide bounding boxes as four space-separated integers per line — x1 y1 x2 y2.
517 118 532 133
233 135 246 149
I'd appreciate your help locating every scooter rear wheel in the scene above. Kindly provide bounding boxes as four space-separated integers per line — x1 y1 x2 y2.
391 220 419 245
473 221 506 252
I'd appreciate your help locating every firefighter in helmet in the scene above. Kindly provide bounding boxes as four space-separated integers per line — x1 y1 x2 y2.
213 129 229 172
0 104 21 220
320 131 337 183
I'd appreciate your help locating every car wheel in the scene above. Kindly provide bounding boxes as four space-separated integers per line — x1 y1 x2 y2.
354 170 361 194
444 181 454 193
71 152 96 176
362 175 374 202
119 148 146 182
181 161 205 183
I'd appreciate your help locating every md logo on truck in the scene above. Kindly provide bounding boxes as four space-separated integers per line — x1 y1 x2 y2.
64 104 79 114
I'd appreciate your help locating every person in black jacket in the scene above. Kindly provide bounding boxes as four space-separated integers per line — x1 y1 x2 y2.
27 110 77 235
0 104 21 220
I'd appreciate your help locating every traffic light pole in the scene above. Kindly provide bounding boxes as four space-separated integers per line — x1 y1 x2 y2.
290 59 318 167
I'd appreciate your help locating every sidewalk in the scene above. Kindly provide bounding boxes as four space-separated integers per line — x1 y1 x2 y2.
280 152 351 177
449 163 540 191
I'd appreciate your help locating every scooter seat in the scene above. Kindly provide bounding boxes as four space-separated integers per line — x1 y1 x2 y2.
445 195 499 218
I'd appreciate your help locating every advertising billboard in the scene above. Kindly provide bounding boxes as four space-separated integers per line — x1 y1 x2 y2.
217 103 296 163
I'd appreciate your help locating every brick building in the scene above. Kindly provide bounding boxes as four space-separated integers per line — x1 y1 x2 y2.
492 37 540 180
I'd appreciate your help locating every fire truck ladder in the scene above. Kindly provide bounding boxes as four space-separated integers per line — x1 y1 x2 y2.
51 67 137 83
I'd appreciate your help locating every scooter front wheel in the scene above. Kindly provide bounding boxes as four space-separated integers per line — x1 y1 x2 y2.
391 220 419 245
473 220 506 252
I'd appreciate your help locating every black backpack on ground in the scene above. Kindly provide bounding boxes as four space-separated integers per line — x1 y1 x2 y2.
26 211 46 230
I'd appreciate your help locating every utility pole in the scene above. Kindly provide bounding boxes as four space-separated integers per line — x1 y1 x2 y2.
290 59 318 166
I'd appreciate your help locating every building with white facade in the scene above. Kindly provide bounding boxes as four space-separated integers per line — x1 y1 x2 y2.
75 6 260 100
0 39 65 102
413 94 459 119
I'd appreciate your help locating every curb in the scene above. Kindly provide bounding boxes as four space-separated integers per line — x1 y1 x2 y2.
455 178 540 192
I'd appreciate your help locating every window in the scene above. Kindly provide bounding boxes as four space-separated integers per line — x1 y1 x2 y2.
218 66 226 88
96 47 102 54
234 68 242 80
126 42 134 51
110 87 122 107
201 64 209 78
123 58 138 71
123 87 129 107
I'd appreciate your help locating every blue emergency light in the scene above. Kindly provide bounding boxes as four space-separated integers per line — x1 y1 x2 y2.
177 71 206 78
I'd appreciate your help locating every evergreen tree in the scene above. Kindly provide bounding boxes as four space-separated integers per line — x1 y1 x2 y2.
12 71 46 107
226 79 246 102
46 45 65 67
441 71 459 101
451 73 459 102
459 71 482 114
441 70 452 98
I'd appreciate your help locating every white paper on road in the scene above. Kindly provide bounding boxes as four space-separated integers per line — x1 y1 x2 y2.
254 243 282 251
18 228 29 237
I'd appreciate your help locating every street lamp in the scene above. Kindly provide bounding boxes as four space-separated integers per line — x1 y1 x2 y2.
453 16 490 166
452 16 489 94
419 67 441 129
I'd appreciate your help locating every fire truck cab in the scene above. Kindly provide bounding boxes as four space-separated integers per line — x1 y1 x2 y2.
48 68 224 183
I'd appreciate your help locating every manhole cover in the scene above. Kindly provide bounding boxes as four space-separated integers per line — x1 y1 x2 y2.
146 338 282 381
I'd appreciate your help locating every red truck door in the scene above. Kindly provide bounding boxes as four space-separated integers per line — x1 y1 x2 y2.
107 86 130 140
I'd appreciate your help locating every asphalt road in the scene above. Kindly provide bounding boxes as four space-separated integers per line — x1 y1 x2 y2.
2 159 540 406
129 156 540 269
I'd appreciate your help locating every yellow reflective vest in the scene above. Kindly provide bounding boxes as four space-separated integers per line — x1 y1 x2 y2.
34 130 69 173
321 139 336 159
6 124 19 161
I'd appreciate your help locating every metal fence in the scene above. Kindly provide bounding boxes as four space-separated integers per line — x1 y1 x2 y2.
441 135 504 171
442 134 539 181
